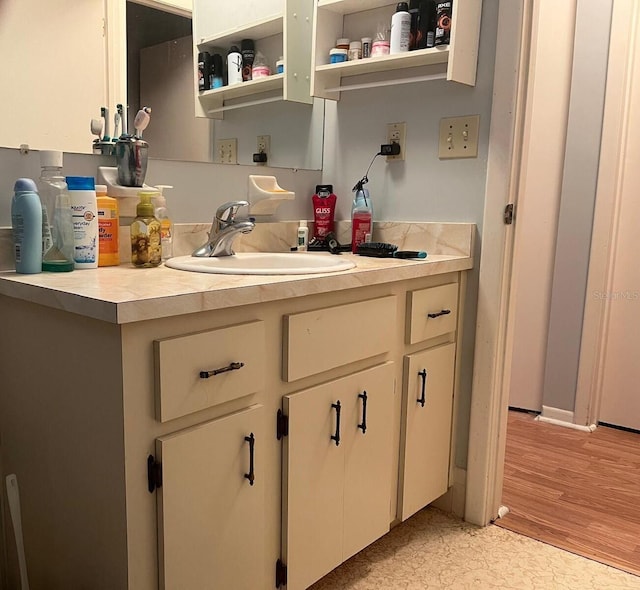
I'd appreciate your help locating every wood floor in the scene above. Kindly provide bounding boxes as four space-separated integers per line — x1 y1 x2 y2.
495 410 640 577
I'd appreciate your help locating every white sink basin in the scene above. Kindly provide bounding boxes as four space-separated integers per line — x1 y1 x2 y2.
165 252 356 275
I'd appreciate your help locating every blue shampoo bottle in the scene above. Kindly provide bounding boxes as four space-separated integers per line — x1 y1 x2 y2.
11 178 43 274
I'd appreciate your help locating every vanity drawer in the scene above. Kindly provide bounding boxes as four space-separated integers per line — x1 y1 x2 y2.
284 295 396 382
154 321 265 422
406 283 459 345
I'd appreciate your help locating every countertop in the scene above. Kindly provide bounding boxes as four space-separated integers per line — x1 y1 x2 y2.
0 222 475 324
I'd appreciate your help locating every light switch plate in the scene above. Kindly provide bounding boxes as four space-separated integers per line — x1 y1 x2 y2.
438 115 480 159
215 138 237 164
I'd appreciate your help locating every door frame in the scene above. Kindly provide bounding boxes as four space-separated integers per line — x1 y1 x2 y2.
464 0 532 526
466 0 637 526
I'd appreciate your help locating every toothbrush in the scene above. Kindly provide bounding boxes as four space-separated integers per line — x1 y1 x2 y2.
134 106 152 139
113 111 121 141
117 104 127 136
90 118 103 141
100 106 110 142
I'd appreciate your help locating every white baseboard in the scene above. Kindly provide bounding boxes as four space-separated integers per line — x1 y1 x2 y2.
536 405 596 432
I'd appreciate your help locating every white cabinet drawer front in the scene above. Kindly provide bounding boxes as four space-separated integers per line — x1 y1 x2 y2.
154 321 266 422
399 343 456 521
407 283 459 344
284 295 397 382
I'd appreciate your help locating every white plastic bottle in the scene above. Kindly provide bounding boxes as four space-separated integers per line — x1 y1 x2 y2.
227 46 243 85
66 176 99 269
152 185 174 260
390 2 412 54
297 220 309 251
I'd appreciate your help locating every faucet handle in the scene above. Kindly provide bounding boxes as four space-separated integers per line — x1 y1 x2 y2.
216 200 250 223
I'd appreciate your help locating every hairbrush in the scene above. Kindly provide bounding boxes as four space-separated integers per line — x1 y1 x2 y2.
356 242 427 259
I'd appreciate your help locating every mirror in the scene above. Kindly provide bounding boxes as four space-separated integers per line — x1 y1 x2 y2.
0 0 324 170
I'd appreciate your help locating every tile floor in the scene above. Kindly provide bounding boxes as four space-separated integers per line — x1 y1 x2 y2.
309 507 640 589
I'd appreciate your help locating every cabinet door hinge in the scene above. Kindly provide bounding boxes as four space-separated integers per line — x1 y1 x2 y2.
147 454 163 493
504 203 515 225
275 558 287 587
276 409 289 440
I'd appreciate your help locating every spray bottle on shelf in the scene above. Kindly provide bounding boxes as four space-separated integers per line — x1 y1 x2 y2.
351 182 373 253
152 185 174 260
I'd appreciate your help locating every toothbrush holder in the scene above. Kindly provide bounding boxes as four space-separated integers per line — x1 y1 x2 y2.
115 136 149 187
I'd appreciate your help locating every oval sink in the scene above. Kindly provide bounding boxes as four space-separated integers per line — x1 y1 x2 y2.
165 252 356 275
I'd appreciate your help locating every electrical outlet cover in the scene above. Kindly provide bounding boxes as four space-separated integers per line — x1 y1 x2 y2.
438 115 480 159
256 135 270 160
386 122 406 161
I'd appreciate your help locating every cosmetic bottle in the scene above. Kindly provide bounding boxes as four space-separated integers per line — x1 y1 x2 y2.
96 184 120 267
311 185 337 242
39 151 75 272
212 54 224 88
66 176 99 269
227 46 243 85
198 52 211 92
11 178 43 274
297 220 309 251
152 185 174 261
241 39 255 81
390 2 411 54
351 188 373 253
434 0 453 46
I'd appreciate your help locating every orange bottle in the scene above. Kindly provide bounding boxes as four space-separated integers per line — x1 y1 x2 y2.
96 184 120 266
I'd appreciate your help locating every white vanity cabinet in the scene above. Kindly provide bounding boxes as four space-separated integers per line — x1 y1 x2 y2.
282 363 395 590
0 264 468 590
155 405 265 589
192 0 314 118
311 0 482 99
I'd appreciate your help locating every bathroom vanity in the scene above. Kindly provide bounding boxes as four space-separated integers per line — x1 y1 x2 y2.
0 223 473 590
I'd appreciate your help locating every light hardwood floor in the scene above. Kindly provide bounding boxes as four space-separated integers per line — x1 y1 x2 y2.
496 410 640 576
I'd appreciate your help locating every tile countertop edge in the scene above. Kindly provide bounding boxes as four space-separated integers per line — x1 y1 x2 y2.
0 255 473 324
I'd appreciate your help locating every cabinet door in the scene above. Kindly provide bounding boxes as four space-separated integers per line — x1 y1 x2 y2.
399 344 456 521
283 363 394 590
156 405 265 590
342 363 395 561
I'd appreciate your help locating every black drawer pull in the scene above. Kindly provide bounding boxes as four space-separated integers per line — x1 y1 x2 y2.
427 309 451 319
199 361 244 379
358 391 368 434
418 369 427 407
331 401 342 446
244 433 255 486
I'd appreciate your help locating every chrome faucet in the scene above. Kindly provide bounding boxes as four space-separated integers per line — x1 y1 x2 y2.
192 201 255 257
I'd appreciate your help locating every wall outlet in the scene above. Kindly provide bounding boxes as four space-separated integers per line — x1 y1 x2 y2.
386 122 406 161
438 115 480 159
215 138 237 164
256 135 270 160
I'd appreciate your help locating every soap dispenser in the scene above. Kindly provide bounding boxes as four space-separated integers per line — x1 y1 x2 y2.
131 191 161 267
152 185 174 261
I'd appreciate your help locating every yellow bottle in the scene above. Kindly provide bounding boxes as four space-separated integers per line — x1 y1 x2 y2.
96 184 120 266
131 191 162 267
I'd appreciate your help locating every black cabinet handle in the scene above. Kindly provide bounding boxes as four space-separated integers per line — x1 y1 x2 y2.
331 401 341 446
427 309 451 319
417 369 427 407
358 391 368 434
199 361 244 379
244 433 255 486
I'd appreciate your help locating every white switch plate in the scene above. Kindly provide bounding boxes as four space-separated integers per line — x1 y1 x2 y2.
215 138 237 164
386 122 406 161
438 115 480 159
